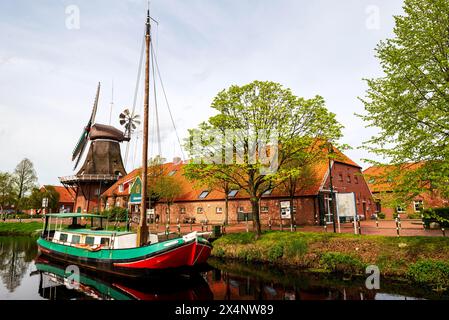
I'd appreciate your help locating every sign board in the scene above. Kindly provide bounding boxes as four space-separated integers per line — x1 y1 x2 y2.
129 176 142 204
335 192 358 234
280 200 291 219
335 193 357 218
42 197 49 208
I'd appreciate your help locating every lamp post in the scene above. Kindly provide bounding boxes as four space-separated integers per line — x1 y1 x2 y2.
328 143 337 233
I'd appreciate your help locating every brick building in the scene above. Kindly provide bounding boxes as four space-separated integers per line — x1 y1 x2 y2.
29 185 76 214
102 146 374 226
363 164 449 219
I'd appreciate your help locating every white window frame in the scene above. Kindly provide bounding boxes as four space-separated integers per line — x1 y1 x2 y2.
216 207 223 214
118 184 124 193
414 200 423 212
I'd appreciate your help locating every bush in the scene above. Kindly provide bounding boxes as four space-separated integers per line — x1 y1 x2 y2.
102 207 128 222
377 212 386 219
407 212 421 219
320 252 366 274
408 260 449 288
422 208 449 228
267 243 284 262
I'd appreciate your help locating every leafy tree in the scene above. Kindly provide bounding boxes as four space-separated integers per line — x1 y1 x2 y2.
12 159 38 210
154 175 182 224
186 81 343 237
359 0 449 198
0 172 16 214
27 186 60 213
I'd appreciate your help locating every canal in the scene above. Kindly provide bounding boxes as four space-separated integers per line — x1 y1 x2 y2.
0 236 447 300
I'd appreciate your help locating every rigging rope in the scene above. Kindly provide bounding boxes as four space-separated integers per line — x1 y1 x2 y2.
150 44 186 160
151 42 162 157
124 26 146 169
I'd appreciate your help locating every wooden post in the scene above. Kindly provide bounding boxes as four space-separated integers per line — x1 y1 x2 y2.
357 216 362 235
324 224 327 233
376 217 379 228
245 216 249 233
137 10 151 247
421 213 425 230
395 218 400 237
442 228 446 237
268 217 272 230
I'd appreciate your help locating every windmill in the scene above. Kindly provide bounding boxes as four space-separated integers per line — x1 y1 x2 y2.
60 82 128 214
119 109 140 140
72 82 100 170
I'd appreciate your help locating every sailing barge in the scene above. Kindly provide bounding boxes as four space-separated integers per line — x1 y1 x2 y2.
37 213 212 277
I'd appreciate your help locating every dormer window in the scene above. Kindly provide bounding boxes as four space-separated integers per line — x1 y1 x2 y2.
262 189 273 196
228 189 238 197
168 170 177 176
118 184 124 193
199 191 209 199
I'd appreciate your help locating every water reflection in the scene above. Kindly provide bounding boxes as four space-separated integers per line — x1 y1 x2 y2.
0 237 448 300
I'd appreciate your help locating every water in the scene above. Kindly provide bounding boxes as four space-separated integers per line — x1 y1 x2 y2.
0 236 447 300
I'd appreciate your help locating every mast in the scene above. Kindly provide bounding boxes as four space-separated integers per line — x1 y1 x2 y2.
137 10 151 246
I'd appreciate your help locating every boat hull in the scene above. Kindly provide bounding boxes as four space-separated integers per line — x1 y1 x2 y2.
37 235 212 278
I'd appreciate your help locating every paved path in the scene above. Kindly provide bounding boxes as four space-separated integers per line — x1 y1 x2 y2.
1 218 446 237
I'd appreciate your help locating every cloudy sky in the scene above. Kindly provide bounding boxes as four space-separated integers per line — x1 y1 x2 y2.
0 0 405 185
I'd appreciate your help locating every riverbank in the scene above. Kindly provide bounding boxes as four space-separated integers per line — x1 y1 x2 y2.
211 231 449 290
0 222 43 236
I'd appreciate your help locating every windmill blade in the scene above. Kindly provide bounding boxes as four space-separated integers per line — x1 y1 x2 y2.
134 119 141 125
88 82 101 126
124 109 131 116
119 112 126 120
119 119 127 125
72 129 88 161
73 140 89 170
132 123 137 130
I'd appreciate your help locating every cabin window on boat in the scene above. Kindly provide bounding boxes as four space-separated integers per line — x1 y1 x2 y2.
72 235 80 244
59 233 68 242
86 236 95 245
100 238 110 246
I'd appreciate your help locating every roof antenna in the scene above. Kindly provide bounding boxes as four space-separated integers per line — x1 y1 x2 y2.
109 80 114 125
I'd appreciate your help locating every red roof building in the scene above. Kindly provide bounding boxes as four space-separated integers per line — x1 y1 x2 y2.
102 146 374 226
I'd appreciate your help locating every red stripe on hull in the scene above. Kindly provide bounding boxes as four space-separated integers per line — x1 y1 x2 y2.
113 240 212 270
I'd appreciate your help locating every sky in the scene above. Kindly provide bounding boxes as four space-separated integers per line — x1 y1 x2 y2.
0 0 405 186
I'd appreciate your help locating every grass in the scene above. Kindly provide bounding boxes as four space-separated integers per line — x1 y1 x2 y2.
0 221 45 236
212 231 449 288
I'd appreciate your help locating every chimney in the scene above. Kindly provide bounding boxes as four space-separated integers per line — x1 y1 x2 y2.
173 156 182 165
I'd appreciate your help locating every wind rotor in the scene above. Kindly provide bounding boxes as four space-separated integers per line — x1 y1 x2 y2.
119 109 141 140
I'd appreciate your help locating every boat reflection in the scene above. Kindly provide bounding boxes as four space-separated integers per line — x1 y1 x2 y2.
33 255 214 300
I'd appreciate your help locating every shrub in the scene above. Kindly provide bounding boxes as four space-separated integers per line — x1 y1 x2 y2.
267 243 284 262
422 208 449 228
284 238 308 258
102 207 128 222
377 212 386 219
408 260 449 288
320 252 366 274
407 213 421 219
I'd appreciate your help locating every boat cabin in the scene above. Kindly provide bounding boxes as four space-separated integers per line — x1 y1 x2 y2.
41 213 158 250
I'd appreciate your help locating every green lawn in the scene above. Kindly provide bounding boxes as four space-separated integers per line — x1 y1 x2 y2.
212 231 449 289
0 221 45 236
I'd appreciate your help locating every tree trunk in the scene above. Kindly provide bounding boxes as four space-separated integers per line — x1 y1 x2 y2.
250 197 262 238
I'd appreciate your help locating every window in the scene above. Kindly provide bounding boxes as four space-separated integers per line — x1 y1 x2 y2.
197 207 204 214
414 200 423 212
238 207 244 213
375 202 381 213
396 206 406 213
262 189 273 196
59 233 68 242
261 206 269 213
216 207 223 214
95 188 101 195
85 236 95 245
228 189 239 197
347 175 351 183
168 170 177 176
118 184 124 193
180 207 186 214
71 235 80 244
293 206 297 213
338 173 343 182
368 178 375 184
199 191 209 199
100 238 110 246
354 176 359 184
115 199 121 207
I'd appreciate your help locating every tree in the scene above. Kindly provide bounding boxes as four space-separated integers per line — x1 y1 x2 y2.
12 159 38 210
186 81 343 237
27 186 60 213
0 172 16 214
359 0 449 198
154 176 182 224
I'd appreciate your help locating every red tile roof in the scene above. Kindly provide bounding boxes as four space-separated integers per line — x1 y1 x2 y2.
103 146 360 202
41 186 75 204
363 163 424 193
